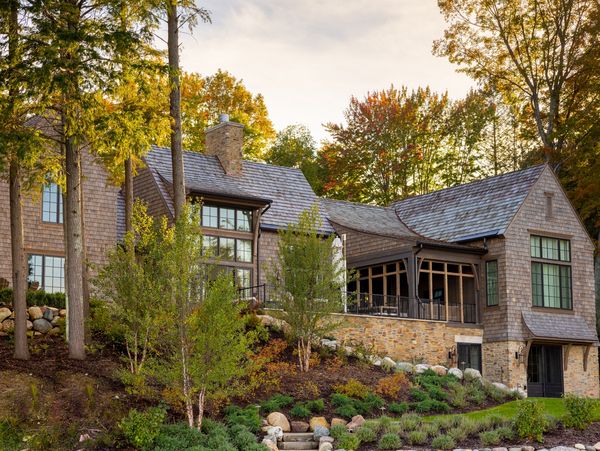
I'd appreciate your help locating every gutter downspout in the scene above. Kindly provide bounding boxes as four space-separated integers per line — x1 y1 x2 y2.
254 203 271 299
409 243 424 318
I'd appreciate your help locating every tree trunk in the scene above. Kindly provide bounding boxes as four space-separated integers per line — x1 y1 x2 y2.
197 386 206 431
64 122 86 360
124 157 133 232
167 0 185 219
10 159 29 360
80 169 90 345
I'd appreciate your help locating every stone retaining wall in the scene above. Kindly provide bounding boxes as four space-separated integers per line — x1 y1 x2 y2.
0 305 65 336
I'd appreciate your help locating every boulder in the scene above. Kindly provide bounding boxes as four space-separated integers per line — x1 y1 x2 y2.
371 357 382 366
593 443 600 451
59 309 67 317
320 436 334 444
414 363 430 374
431 365 448 376
346 415 365 432
33 318 52 333
49 327 61 336
266 426 283 440
522 447 535 451
256 315 290 334
395 362 414 373
575 445 586 451
28 306 43 320
343 346 354 356
261 437 278 451
313 425 329 440
330 418 347 427
1 319 14 332
291 421 310 432
319 443 333 451
448 367 463 380
266 412 290 432
381 357 396 370
464 368 483 381
42 309 54 321
0 307 11 323
321 339 337 350
26 320 33 330
491 382 511 393
309 417 329 431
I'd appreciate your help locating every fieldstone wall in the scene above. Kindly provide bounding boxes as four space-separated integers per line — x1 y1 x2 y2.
0 305 65 336
330 313 483 366
563 344 599 397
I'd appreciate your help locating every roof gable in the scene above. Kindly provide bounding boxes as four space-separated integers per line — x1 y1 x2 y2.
391 165 546 242
143 146 331 232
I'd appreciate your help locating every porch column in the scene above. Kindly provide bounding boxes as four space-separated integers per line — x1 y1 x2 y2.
407 255 417 318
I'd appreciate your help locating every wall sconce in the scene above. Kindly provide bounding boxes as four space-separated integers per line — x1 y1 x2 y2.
448 346 456 361
515 345 525 365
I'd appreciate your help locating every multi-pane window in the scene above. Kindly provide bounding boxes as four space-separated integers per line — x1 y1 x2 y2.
201 205 253 232
530 236 572 309
457 343 482 373
236 268 251 289
42 183 63 223
28 254 65 293
486 260 499 306
203 236 253 263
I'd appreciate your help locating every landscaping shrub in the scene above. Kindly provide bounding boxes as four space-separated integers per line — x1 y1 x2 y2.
359 393 385 412
397 413 421 432
413 399 450 413
329 424 348 440
289 403 311 418
515 399 547 442
421 421 440 437
331 393 353 407
417 370 455 388
0 419 23 451
447 382 468 408
355 425 377 443
563 393 596 430
430 434 456 450
335 404 359 419
496 426 514 440
377 433 402 449
334 378 370 399
337 432 361 450
0 288 66 309
304 398 325 413
483 382 508 403
377 415 394 433
447 426 467 442
465 381 486 405
229 424 259 449
375 372 411 399
460 417 481 435
260 394 294 413
119 406 167 450
407 430 427 445
154 423 206 450
223 405 261 433
480 429 501 446
409 387 429 402
388 401 408 415
421 383 448 401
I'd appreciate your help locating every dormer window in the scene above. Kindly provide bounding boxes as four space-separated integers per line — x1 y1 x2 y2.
201 204 253 232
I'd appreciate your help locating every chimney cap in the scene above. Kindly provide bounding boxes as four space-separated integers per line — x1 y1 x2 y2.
219 113 230 123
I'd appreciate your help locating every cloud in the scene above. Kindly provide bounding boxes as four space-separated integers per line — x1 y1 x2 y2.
177 0 475 142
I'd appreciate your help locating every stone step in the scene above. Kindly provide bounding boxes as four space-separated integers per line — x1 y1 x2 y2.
281 432 314 441
278 442 318 451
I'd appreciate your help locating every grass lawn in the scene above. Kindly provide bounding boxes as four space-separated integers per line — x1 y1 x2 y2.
425 398 600 422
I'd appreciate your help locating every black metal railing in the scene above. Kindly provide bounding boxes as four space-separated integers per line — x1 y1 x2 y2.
238 284 267 303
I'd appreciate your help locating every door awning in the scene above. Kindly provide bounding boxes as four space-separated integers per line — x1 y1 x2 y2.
522 311 598 344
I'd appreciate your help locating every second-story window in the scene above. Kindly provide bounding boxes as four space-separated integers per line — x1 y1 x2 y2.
203 235 253 263
530 235 572 309
486 260 499 306
42 183 63 223
201 205 253 232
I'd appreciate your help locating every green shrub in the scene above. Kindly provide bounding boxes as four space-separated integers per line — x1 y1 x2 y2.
355 425 377 443
479 430 501 446
465 381 486 405
421 421 440 437
377 433 402 449
229 424 258 449
289 403 311 418
430 434 456 450
435 415 462 430
388 402 408 415
334 378 370 399
417 370 456 388
260 394 294 413
447 382 468 408
563 394 596 430
223 405 261 433
409 388 429 402
487 414 507 428
515 399 547 442
397 413 421 432
545 414 559 431
414 399 450 413
329 424 348 440
447 426 467 442
407 430 427 445
0 419 23 451
496 426 514 440
331 393 353 407
0 288 67 309
335 403 359 419
377 415 393 433
337 432 361 450
422 383 448 401
154 423 207 450
119 406 167 450
304 398 325 413
483 382 508 403
460 417 481 435
357 393 385 414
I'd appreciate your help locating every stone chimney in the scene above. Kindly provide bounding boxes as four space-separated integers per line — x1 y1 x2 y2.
205 114 244 175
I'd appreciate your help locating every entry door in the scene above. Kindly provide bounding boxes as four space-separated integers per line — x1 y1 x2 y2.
527 344 564 397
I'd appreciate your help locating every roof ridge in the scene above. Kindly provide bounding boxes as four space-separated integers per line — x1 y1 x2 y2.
320 197 393 210
391 163 547 207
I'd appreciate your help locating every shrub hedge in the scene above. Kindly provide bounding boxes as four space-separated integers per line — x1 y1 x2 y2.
0 288 66 309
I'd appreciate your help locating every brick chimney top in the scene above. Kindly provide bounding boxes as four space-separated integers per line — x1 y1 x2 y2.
205 115 244 176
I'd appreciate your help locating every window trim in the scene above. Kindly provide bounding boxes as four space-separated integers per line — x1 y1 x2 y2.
27 253 65 293
531 262 572 310
485 260 499 307
201 204 253 232
530 235 571 262
41 183 63 224
203 235 253 264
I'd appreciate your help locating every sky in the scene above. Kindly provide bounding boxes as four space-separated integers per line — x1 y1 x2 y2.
178 0 476 142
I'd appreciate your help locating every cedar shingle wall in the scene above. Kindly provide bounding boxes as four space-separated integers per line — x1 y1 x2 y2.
0 149 119 286
132 167 171 220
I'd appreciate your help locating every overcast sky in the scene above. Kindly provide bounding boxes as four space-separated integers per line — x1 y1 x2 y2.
178 0 475 142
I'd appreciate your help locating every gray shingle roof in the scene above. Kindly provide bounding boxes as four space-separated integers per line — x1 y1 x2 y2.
144 146 331 232
522 311 598 343
319 198 419 239
391 165 546 243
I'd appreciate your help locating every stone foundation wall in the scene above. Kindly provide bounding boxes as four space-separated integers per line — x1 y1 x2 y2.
330 313 483 366
563 345 599 397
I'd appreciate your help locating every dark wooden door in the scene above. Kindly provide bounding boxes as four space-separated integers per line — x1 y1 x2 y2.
527 344 564 398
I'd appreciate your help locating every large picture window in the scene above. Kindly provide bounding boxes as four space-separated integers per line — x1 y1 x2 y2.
201 205 252 232
530 236 572 309
203 235 253 263
28 254 65 293
42 183 63 223
486 260 499 306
